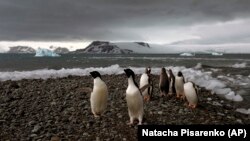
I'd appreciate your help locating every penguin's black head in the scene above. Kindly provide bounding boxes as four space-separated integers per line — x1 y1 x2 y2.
177 71 183 77
161 67 166 74
145 67 151 74
90 71 101 79
169 69 172 73
124 68 135 79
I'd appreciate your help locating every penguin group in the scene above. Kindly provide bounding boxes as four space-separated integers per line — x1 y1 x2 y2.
89 67 199 125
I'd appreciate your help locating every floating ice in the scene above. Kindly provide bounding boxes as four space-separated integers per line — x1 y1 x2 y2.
225 91 243 102
0 64 244 102
180 52 195 56
194 63 202 69
211 52 223 56
232 62 247 68
236 108 250 115
35 48 60 57
213 88 231 95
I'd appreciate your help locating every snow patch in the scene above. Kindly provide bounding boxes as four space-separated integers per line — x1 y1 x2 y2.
236 108 250 115
232 62 247 68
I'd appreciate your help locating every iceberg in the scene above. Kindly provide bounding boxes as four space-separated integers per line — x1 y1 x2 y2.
35 48 60 57
211 52 223 56
180 52 195 56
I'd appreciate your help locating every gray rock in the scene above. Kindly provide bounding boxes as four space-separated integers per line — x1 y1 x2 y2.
32 124 41 133
161 104 168 108
178 109 183 114
30 134 37 137
158 111 163 115
51 101 56 105
236 119 243 124
117 113 123 118
28 121 35 126
217 112 225 116
207 98 212 101
83 132 89 136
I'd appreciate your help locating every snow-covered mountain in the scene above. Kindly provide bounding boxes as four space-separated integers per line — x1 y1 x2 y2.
73 41 134 54
7 46 36 53
53 47 70 54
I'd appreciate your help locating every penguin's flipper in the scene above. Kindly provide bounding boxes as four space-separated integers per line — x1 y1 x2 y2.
140 84 150 93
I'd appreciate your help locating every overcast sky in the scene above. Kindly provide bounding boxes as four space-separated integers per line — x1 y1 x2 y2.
0 0 250 50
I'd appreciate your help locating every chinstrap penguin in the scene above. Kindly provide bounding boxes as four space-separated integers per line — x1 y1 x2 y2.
184 82 199 108
139 67 153 102
175 71 185 100
124 68 144 125
159 67 169 97
90 71 108 118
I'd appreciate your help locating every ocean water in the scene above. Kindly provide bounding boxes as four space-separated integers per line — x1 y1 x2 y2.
0 53 249 110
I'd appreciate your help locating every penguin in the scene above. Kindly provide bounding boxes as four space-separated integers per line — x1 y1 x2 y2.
124 68 144 125
90 71 108 118
168 69 176 95
159 67 169 97
175 71 185 100
139 67 153 102
184 82 198 108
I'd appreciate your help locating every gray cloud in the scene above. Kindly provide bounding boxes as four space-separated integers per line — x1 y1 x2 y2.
0 0 250 42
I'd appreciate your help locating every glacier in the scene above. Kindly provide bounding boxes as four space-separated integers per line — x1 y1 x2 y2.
35 48 60 57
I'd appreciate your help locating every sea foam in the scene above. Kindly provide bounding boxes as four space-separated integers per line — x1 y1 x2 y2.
0 64 243 102
232 62 247 68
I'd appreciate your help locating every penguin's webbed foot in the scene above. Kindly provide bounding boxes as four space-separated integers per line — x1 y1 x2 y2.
187 104 197 109
191 104 197 109
143 95 150 102
176 94 180 99
127 122 134 126
94 114 100 118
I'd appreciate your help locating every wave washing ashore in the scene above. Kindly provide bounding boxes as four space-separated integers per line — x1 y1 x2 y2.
0 64 247 103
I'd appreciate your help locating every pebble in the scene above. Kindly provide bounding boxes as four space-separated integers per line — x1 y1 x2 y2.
30 134 37 138
32 124 41 133
83 133 89 136
51 101 56 105
158 111 163 115
207 98 212 101
236 119 243 124
217 112 225 116
28 121 35 126
51 136 60 141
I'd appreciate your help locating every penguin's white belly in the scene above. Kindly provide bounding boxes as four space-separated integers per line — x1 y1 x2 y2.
90 84 108 114
139 74 149 96
126 87 143 118
175 78 184 93
169 79 173 92
184 83 198 105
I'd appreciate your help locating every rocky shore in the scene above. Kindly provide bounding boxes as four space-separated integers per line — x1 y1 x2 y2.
0 74 249 140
